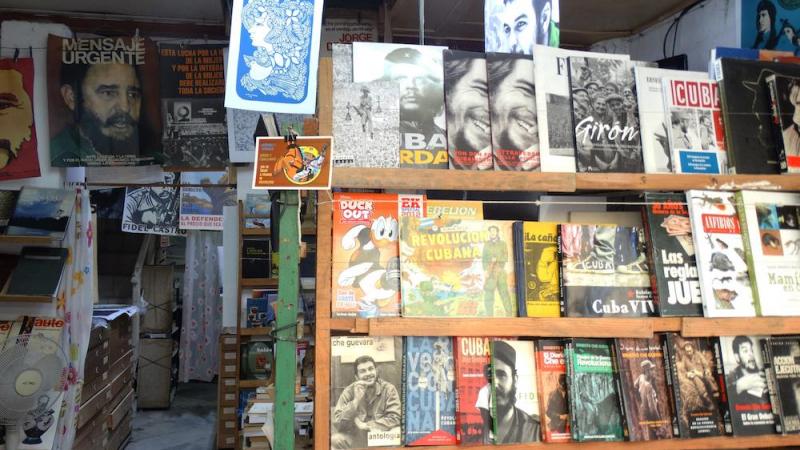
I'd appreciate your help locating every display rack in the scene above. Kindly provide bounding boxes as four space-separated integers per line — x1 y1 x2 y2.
312 56 800 450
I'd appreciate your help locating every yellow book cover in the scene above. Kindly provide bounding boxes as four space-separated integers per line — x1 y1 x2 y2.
517 222 560 317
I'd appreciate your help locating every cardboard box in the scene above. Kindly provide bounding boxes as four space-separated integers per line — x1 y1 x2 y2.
109 348 133 381
140 265 175 334
78 385 110 429
108 363 133 401
108 314 132 363
137 338 173 409
88 325 109 351
83 342 110 385
106 411 131 450
74 411 108 450
81 370 109 406
108 388 133 431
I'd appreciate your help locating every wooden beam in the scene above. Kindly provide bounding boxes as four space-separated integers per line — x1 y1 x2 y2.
314 193 333 450
367 318 661 338
575 173 800 192
332 168 576 192
682 317 800 337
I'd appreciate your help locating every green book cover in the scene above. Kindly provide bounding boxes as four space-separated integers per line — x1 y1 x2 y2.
568 339 624 442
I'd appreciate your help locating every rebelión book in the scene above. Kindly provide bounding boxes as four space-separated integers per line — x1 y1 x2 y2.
566 338 624 442
642 192 703 317
567 56 643 173
400 218 517 317
719 335 776 436
403 336 456 445
4 247 68 298
513 221 560 317
444 50 492 171
330 336 403 448
486 52 539 171
535 339 571 443
533 45 630 173
665 334 726 438
767 336 800 434
716 58 796 174
615 337 674 440
686 190 756 317
662 77 727 174
490 339 540 444
558 224 655 317
634 66 709 173
765 74 800 173
7 187 75 240
332 193 401 318
454 337 492 446
736 190 800 316
425 200 483 221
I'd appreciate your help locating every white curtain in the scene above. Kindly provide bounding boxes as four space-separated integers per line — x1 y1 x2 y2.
179 231 223 382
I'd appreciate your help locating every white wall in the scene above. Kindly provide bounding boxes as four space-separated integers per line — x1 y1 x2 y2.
591 0 740 72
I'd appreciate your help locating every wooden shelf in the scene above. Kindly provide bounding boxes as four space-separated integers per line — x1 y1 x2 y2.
238 379 269 388
682 317 800 337
332 167 576 192
365 434 800 449
242 228 271 236
239 327 272 336
240 278 278 288
0 235 58 245
0 294 54 303
575 173 800 192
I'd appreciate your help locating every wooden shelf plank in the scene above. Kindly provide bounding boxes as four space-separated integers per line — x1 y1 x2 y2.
365 434 800 449
0 235 58 245
242 228 271 236
240 278 278 288
332 168 576 192
239 327 272 336
575 173 800 192
682 317 800 337
238 379 269 388
367 318 657 338
0 294 54 303
328 318 368 333
651 317 683 332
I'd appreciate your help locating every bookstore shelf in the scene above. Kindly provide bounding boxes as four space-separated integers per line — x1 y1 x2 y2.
240 278 278 288
0 294 54 303
239 327 272 336
0 235 58 245
238 379 268 389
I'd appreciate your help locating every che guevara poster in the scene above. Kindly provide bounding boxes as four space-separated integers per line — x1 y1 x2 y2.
47 35 163 167
0 58 41 180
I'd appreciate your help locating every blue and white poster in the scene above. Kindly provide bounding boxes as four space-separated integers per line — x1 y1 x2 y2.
742 0 800 54
225 0 324 114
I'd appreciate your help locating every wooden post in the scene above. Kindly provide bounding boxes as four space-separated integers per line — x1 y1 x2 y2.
275 190 300 450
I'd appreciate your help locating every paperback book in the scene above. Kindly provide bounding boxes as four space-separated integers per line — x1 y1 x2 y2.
4 247 68 298
719 335 775 436
454 337 492 445
330 336 403 448
765 74 800 173
567 56 643 173
486 52 538 171
767 336 800 434
642 192 703 317
245 290 277 327
558 224 655 317
400 218 516 317
634 66 708 173
736 190 800 316
7 187 75 240
615 337 674 440
513 221 560 317
566 338 624 442
662 77 727 174
241 239 271 279
403 336 456 445
535 339 571 443
686 190 756 317
665 334 726 438
490 339 540 444
445 50 492 170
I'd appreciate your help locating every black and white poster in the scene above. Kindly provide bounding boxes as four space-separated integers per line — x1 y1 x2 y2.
122 172 185 236
159 43 228 169
333 81 399 168
332 43 354 88
226 109 276 163
484 0 560 53
568 56 643 173
444 50 492 170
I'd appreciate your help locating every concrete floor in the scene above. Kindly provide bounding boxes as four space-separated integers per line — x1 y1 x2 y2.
128 382 217 450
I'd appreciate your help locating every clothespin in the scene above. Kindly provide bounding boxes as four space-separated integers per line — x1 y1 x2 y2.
12 48 19 62
357 12 362 24
28 46 32 58
285 128 298 145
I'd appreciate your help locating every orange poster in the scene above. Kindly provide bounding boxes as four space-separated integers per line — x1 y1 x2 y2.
252 136 332 189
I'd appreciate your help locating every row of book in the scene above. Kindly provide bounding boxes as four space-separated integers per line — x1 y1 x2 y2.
332 41 800 175
330 333 800 448
331 190 800 319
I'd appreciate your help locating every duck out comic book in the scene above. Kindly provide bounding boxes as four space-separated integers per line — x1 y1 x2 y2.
400 217 516 318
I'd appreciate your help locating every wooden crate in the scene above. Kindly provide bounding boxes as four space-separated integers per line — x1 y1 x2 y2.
140 265 175 333
137 338 173 409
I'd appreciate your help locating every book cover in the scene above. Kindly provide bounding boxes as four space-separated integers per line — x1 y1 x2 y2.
615 337 674 440
444 50 492 170
400 218 517 317
352 42 448 169
719 335 775 436
686 190 756 317
634 66 709 173
330 336 403 448
768 336 800 434
241 238 271 279
122 173 185 236
760 337 783 434
454 337 493 445
559 224 655 317
535 339 571 443
7 187 75 239
665 334 725 438
642 192 703 317
5 247 68 297
178 171 234 231
533 46 630 173
425 200 483 221
486 53 539 171
332 80 400 168
662 77 727 174
403 336 456 445
490 339 540 444
566 338 624 442
274 113 313 136
514 222 560 317
245 291 276 327
567 56 643 173
737 191 800 316
240 340 273 380
243 193 271 229
708 47 792 80
332 193 400 318
766 74 800 173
